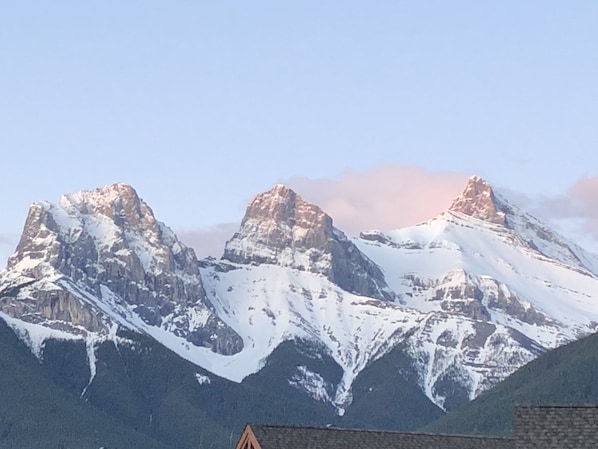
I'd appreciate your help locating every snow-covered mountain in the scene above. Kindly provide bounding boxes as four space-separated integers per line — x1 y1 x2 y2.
0 183 242 359
355 177 598 407
2 177 598 416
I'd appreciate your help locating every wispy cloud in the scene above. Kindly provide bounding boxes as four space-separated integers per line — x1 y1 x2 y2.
513 175 598 252
0 233 18 268
175 165 470 258
556 176 598 246
569 176 598 231
174 169 598 260
176 223 239 259
0 234 15 245
285 165 470 235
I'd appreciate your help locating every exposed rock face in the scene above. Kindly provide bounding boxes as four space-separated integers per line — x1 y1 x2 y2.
0 284 104 334
0 183 242 355
223 185 393 300
449 176 507 225
402 269 553 326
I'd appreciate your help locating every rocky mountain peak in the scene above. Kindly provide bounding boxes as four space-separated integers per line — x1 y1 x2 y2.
443 176 598 275
235 184 332 250
222 185 332 270
59 182 153 230
243 183 332 232
448 176 506 225
1 183 243 355
223 185 393 300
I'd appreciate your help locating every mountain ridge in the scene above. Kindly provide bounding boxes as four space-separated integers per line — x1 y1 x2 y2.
2 175 598 421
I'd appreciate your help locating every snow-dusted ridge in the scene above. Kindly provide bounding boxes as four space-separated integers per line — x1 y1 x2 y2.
0 183 242 357
2 178 598 413
352 177 598 406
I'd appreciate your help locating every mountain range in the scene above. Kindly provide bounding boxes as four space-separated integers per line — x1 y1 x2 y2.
1 176 598 448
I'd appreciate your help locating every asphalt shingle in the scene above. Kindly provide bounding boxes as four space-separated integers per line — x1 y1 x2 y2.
247 424 514 449
515 405 598 449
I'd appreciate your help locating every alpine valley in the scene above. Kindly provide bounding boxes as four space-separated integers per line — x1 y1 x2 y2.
2 177 598 449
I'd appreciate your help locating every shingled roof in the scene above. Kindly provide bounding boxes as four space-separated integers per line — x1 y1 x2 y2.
238 424 515 449
515 405 598 449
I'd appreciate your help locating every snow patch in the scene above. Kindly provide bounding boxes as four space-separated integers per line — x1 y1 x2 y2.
195 373 211 385
289 365 333 404
0 311 83 359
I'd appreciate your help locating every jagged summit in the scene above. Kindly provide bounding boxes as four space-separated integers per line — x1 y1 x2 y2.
10 182 163 275
58 182 152 230
65 181 138 203
448 176 507 225
225 184 333 260
223 185 393 300
240 184 315 230
1 183 242 355
442 176 598 275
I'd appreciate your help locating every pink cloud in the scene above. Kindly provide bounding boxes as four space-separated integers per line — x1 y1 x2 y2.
173 170 598 259
176 223 239 260
518 175 598 252
285 165 470 235
570 176 598 216
568 176 598 240
176 165 470 259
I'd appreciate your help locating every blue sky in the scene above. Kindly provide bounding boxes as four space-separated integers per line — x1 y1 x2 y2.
1 1 597 263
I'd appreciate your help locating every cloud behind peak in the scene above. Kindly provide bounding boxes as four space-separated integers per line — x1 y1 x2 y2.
285 165 470 235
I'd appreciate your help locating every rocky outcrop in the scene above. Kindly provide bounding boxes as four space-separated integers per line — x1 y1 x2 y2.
398 269 553 326
0 183 242 355
223 185 393 300
0 282 103 334
449 176 507 225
